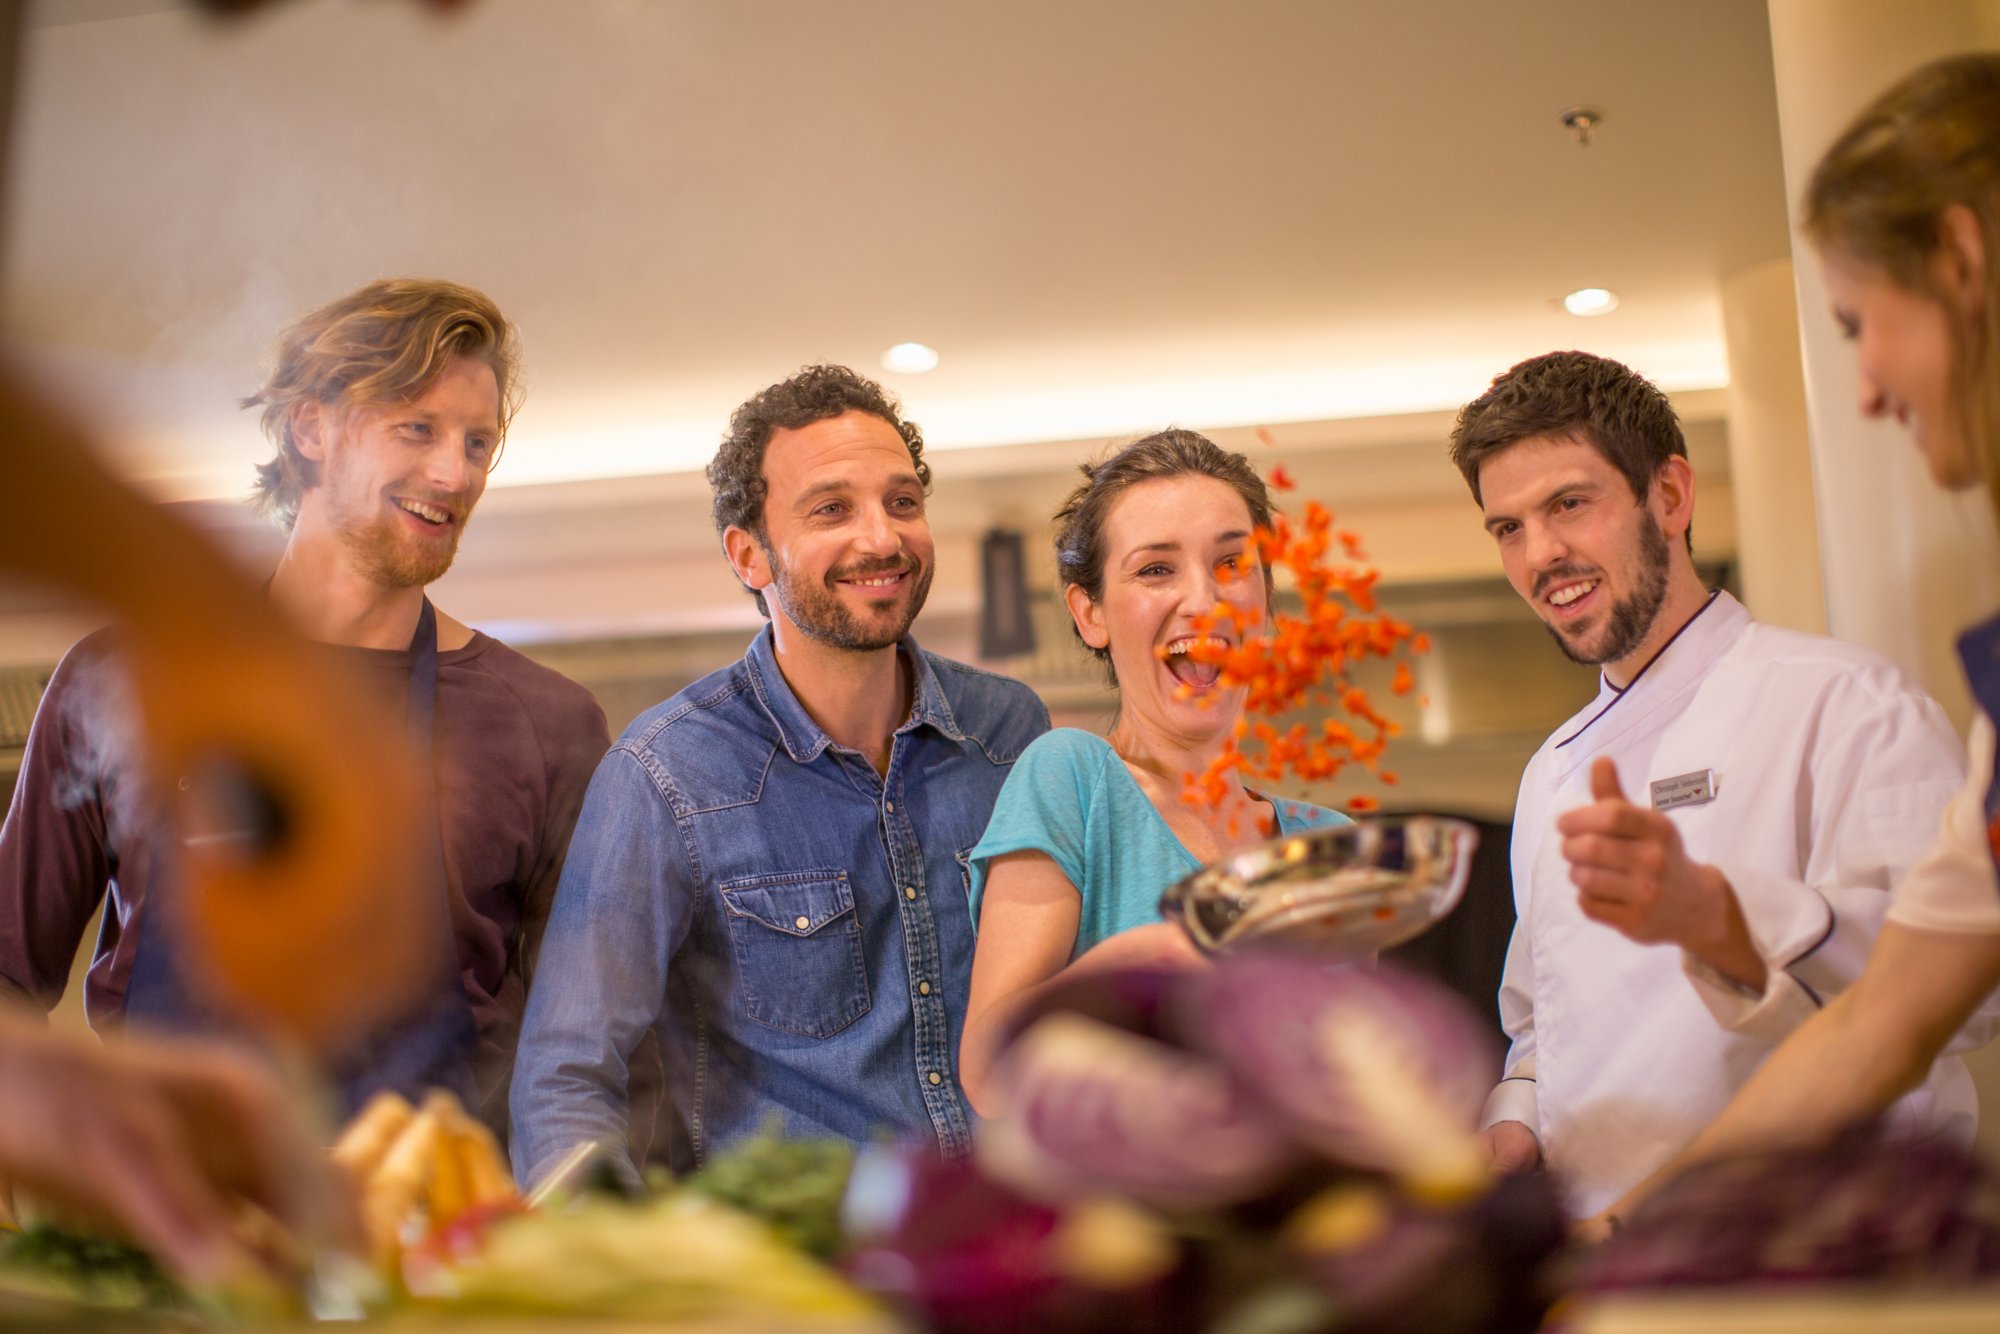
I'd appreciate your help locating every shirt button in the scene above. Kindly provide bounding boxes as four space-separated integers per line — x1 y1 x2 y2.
927 1071 942 1086
886 801 895 813
918 980 932 996
904 886 917 900
794 916 810 930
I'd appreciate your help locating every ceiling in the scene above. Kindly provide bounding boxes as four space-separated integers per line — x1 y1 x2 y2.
3 0 1792 502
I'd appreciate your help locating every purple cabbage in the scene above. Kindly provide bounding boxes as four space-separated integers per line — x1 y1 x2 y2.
882 952 1568 1332
1282 1171 1566 1334
979 1009 1300 1210
1584 1126 2000 1290
997 964 1186 1049
982 955 1499 1208
841 1147 1191 1334
1188 951 1498 1192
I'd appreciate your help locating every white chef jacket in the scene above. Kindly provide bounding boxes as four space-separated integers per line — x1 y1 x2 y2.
1481 592 1985 1217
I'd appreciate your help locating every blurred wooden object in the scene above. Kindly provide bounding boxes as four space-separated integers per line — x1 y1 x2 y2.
0 369 435 1050
1577 1290 2000 1332
0 0 447 1056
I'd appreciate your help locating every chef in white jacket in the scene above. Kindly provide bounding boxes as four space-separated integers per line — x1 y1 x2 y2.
1447 349 1986 1218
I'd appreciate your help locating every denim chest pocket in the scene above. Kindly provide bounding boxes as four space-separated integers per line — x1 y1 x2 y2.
718 869 871 1039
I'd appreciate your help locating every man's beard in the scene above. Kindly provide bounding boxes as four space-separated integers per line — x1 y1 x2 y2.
1543 510 1672 668
764 546 933 652
330 499 467 589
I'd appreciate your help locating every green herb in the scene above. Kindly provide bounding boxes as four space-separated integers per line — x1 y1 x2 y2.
680 1127 856 1260
0 1222 186 1312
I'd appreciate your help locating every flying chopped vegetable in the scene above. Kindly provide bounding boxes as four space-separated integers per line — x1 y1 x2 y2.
1169 466 1428 823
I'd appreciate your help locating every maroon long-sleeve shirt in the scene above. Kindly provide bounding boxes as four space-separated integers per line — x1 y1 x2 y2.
0 627 609 1114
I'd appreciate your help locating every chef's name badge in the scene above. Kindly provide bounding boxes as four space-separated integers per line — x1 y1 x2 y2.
1650 769 1717 811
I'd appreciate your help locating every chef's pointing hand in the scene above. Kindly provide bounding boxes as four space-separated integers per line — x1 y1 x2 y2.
1557 758 1766 991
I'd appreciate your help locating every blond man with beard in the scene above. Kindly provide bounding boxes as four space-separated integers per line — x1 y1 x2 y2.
0 279 608 1135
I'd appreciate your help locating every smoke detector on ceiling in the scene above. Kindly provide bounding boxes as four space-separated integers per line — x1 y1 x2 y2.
1559 105 1604 148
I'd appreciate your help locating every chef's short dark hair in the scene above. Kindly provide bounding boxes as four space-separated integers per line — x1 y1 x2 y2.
1448 351 1686 508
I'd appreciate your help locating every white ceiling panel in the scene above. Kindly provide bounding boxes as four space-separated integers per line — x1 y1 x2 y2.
3 0 1790 500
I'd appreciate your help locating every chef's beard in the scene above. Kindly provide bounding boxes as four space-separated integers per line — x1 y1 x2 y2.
1545 510 1672 668
765 547 933 652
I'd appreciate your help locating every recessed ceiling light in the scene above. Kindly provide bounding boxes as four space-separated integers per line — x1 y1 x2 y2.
882 342 940 373
1562 288 1619 317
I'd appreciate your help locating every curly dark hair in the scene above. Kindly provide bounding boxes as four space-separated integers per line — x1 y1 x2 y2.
708 364 931 616
1448 350 1692 551
1053 429 1276 682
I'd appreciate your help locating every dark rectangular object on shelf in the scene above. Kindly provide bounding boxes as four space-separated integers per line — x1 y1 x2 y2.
978 529 1037 660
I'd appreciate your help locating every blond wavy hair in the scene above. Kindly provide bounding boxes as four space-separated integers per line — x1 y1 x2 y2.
244 278 522 529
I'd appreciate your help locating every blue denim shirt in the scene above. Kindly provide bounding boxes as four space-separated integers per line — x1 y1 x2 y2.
509 628 1049 1185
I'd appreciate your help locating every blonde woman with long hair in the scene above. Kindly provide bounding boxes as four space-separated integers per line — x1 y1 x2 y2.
1597 52 2000 1226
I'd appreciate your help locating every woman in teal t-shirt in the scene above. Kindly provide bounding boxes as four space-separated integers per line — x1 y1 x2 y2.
958 430 1347 1112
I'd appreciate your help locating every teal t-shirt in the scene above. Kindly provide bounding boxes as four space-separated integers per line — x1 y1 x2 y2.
966 727 1350 957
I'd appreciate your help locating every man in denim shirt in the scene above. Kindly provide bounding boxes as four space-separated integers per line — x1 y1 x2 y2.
511 365 1050 1185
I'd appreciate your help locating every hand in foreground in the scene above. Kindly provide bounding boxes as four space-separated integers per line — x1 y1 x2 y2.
1478 1119 1542 1174
1557 758 1763 988
0 1010 354 1286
